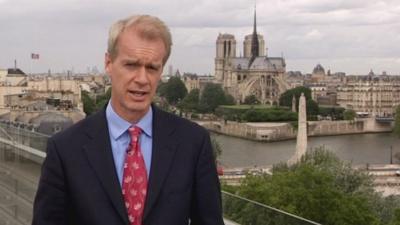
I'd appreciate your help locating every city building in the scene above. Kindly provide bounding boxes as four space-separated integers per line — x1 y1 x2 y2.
304 64 346 106
182 73 215 93
337 74 400 116
309 84 327 102
0 68 27 86
285 71 304 89
310 64 326 83
0 68 29 115
0 69 107 134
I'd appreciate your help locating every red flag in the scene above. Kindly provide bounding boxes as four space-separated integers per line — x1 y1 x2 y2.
31 53 39 59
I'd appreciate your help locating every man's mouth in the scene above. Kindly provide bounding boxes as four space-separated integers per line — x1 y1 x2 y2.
128 90 148 97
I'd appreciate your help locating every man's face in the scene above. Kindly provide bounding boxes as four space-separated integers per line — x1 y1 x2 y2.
105 27 165 122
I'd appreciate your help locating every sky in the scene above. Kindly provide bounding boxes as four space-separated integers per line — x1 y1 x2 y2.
1 0 400 75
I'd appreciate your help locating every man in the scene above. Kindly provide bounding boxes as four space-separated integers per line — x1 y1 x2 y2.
32 15 224 225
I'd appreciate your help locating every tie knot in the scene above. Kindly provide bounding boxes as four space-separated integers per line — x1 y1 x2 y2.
128 126 141 144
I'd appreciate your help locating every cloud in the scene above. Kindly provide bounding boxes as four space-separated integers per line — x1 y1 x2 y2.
0 0 399 75
286 29 324 42
281 0 372 13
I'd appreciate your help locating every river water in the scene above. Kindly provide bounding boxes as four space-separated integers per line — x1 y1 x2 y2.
212 132 400 168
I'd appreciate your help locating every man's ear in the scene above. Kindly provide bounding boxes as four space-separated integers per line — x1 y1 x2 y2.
105 52 112 75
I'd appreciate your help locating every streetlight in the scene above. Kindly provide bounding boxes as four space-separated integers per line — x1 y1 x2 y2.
390 145 393 164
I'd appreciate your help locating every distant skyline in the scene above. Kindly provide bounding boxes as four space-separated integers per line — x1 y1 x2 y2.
1 0 400 75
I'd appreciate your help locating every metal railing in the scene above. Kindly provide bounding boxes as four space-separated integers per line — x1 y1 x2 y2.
0 125 44 225
222 191 321 225
0 123 49 152
0 144 41 224
0 127 322 225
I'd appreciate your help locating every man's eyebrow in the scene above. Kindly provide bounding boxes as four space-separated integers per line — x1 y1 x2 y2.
122 58 140 64
147 63 162 69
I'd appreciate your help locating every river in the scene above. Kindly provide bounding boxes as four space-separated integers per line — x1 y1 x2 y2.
212 132 400 168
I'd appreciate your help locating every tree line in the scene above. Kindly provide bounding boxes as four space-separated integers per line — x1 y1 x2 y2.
82 78 357 123
157 77 235 114
223 147 400 225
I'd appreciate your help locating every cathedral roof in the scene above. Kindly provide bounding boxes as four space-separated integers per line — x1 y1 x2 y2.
218 33 235 39
231 57 285 71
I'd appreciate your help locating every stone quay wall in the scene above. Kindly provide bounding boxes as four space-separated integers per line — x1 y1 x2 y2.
197 118 393 142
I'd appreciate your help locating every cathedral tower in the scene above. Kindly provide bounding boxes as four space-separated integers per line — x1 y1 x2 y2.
215 33 236 82
243 34 265 58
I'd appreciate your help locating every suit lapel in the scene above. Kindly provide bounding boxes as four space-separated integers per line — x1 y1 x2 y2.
82 110 129 224
143 106 179 220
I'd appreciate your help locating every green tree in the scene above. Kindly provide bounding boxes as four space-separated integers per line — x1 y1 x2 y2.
225 93 236 105
225 147 382 225
210 136 222 164
161 77 187 105
81 91 95 116
179 88 200 112
94 87 112 112
244 95 260 105
319 106 345 120
343 109 356 120
279 86 312 108
241 108 297 122
279 86 318 118
81 88 112 116
376 196 400 224
199 83 231 113
156 81 168 96
306 99 319 120
394 105 400 137
389 209 400 225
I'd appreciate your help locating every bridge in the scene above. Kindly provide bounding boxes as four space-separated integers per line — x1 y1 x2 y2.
0 123 320 225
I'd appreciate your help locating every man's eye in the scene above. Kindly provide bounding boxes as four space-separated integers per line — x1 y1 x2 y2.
125 63 138 67
149 67 158 71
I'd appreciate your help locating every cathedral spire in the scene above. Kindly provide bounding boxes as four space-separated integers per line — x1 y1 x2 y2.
251 5 259 57
249 4 260 68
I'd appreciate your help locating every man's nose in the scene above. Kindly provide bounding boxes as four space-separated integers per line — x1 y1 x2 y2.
134 67 148 84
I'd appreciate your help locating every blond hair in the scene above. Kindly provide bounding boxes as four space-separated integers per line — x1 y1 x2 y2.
107 15 172 64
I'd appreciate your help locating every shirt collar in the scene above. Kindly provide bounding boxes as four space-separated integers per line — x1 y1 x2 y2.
106 101 153 140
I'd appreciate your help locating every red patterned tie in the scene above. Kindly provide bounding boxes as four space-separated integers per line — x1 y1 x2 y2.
122 126 148 225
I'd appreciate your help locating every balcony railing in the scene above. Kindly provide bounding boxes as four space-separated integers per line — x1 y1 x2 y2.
0 125 321 225
222 191 321 225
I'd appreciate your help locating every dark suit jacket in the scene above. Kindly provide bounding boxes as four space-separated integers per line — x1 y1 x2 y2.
32 106 224 225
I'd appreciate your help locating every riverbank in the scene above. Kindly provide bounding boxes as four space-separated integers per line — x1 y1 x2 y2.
196 118 393 142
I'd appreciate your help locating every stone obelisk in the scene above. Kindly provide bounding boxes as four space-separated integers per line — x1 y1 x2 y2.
289 93 307 164
291 95 297 112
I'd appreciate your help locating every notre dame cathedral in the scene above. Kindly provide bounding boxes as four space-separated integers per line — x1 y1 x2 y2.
215 9 289 105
